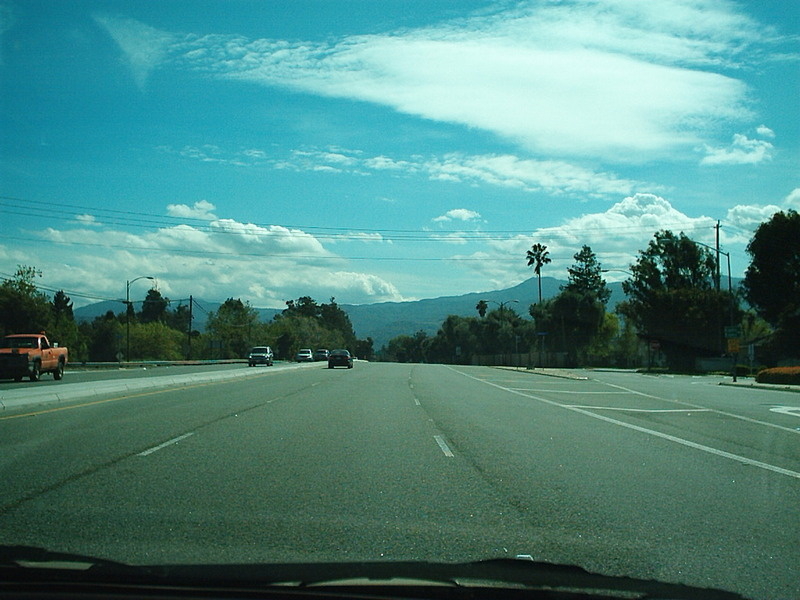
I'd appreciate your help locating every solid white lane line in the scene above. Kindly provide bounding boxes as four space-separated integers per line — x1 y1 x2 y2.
509 389 633 394
566 406 711 413
450 367 800 480
434 435 454 457
600 380 800 435
138 433 195 456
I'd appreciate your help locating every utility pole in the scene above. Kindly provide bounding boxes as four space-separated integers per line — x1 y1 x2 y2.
714 220 721 291
187 295 193 359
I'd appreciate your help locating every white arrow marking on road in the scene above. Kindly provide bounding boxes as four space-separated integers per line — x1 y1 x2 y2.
770 406 800 418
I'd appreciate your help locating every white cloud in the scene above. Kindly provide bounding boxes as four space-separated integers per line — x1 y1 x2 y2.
433 209 482 223
448 193 725 288
425 154 643 197
784 188 800 210
756 124 775 138
725 204 782 232
341 232 390 244
74 214 100 226
701 133 774 166
11 210 405 307
166 200 218 220
174 143 647 198
98 0 779 161
93 15 176 89
721 190 800 240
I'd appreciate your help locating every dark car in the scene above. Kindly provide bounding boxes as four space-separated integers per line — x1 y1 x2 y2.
247 346 273 367
313 348 329 361
327 349 353 369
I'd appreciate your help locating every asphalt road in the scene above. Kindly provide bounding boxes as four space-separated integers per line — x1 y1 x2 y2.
0 363 798 599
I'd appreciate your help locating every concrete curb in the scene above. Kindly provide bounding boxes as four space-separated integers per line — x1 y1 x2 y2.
492 366 588 380
0 362 321 411
718 381 800 394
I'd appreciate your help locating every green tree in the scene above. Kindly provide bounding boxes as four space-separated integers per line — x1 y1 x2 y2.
476 300 488 318
562 245 610 304
526 243 551 304
0 265 52 335
385 331 429 363
167 302 192 335
352 337 374 361
86 311 123 361
49 290 83 360
620 230 737 370
139 288 169 324
128 321 185 361
743 209 800 358
206 298 260 358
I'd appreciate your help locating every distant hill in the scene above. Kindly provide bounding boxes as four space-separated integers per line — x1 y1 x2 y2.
74 276 625 349
345 277 626 348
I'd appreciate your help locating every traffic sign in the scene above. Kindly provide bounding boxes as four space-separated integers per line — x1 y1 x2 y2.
727 338 740 354
724 325 742 338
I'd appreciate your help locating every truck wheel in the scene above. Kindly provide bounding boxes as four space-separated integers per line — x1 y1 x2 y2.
53 360 65 380
30 362 41 382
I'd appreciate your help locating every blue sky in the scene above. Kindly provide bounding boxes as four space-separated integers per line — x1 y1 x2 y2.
1 0 798 309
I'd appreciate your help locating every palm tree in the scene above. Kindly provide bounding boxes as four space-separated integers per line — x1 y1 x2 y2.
526 243 551 304
476 299 488 318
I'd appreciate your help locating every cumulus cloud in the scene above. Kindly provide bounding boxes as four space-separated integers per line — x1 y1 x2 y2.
722 190 800 240
167 200 217 220
96 0 780 161
13 208 405 307
433 209 482 223
784 188 800 209
756 124 775 138
74 214 100 226
725 204 782 232
701 133 774 166
449 193 723 288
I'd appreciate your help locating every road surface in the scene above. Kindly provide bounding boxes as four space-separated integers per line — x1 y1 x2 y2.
1 363 798 599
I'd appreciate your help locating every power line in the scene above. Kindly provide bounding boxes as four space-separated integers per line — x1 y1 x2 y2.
0 195 719 243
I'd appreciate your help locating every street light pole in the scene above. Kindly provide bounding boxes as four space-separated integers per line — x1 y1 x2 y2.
126 276 155 362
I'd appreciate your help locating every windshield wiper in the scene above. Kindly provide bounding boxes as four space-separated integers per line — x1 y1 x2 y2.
0 545 152 576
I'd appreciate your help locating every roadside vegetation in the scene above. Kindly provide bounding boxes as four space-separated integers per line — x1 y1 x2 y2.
1 210 797 371
0 271 373 362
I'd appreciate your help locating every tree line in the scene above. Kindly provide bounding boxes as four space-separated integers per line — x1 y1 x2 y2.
382 210 799 370
2 209 797 369
0 274 374 362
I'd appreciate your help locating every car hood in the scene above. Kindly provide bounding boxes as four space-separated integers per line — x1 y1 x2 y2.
0 546 750 599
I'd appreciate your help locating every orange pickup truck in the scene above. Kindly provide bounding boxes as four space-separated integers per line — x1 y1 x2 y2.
0 333 68 382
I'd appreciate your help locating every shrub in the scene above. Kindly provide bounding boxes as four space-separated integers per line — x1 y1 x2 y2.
755 366 800 385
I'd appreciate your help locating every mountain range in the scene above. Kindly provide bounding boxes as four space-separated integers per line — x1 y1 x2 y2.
74 276 627 349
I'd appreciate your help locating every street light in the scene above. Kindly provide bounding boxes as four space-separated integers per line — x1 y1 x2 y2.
600 268 633 276
126 276 155 362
